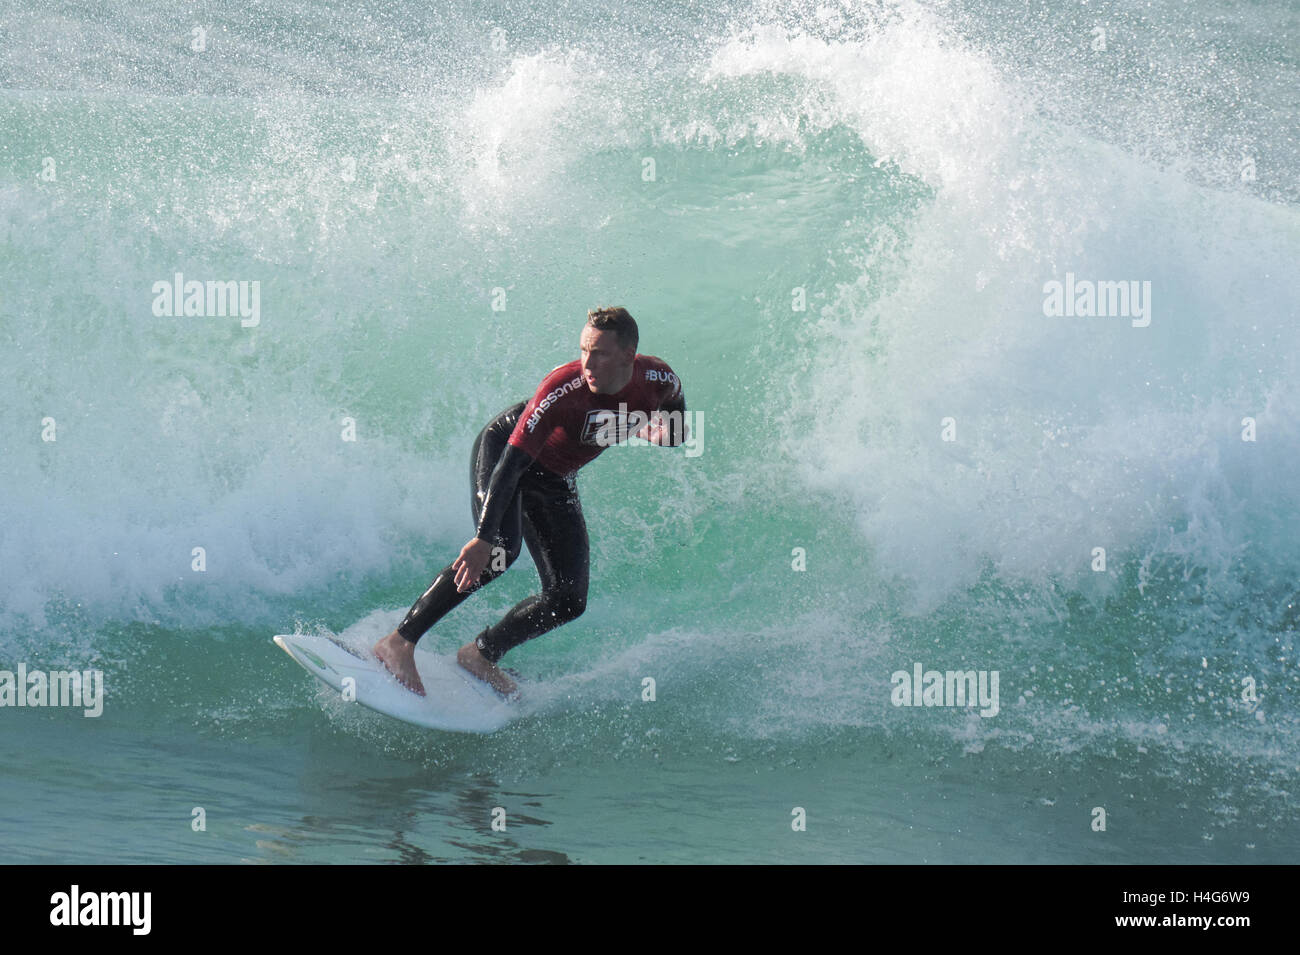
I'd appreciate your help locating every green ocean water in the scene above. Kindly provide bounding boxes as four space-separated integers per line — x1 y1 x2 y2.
2 0 1298 863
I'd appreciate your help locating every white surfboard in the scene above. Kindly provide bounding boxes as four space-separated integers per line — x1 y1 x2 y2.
273 632 518 733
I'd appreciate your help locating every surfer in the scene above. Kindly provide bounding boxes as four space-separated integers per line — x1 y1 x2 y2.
373 307 688 698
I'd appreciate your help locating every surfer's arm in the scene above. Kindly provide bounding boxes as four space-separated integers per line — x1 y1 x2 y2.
474 443 534 542
640 392 688 446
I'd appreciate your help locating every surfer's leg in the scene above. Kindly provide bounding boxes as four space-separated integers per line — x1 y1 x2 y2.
390 403 528 646
472 472 589 664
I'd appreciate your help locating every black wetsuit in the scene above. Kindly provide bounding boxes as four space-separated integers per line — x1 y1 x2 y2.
395 401 589 664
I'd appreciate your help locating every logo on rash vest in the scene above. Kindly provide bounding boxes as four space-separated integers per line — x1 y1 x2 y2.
645 369 678 392
526 376 584 433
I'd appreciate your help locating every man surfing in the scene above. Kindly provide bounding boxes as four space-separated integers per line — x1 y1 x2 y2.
373 306 688 698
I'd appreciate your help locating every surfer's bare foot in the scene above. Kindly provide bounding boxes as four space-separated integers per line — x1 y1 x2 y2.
457 641 518 698
373 630 426 696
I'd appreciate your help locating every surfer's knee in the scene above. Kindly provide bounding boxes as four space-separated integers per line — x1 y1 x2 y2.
545 587 586 623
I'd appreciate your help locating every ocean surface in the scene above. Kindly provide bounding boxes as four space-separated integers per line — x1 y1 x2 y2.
2 0 1297 863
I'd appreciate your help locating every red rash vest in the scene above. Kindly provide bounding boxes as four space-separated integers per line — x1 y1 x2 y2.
507 355 683 475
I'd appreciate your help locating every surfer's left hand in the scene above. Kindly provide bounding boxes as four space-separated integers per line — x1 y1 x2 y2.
635 414 686 446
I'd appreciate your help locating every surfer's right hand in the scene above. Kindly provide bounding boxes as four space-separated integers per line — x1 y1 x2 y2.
452 537 493 592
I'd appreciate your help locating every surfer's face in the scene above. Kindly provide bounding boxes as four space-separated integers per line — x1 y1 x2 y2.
580 325 635 394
